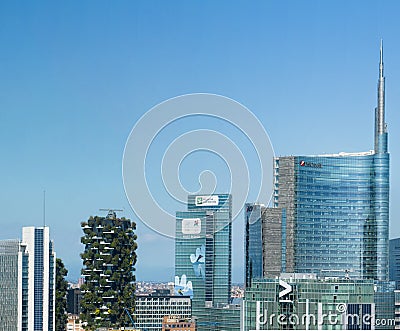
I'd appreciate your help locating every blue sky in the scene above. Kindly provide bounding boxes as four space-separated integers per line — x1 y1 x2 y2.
1 1 399 282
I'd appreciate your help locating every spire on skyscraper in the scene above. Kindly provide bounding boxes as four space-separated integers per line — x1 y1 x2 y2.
375 39 387 153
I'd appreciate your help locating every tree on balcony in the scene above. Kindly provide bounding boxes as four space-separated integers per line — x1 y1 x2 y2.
55 258 68 331
80 212 137 329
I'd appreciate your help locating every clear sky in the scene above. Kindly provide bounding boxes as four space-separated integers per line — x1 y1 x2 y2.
1 1 399 282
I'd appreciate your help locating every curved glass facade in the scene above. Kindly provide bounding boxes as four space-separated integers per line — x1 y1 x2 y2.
273 151 389 281
372 151 390 281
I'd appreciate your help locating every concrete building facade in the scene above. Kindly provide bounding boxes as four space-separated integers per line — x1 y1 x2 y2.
135 294 192 331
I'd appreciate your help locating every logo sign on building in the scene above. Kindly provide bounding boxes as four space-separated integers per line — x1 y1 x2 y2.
195 195 219 206
182 218 201 235
279 279 292 302
300 160 322 168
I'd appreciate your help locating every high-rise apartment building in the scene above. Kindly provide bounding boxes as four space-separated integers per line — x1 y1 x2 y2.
80 210 137 329
247 44 389 281
0 239 29 331
22 226 56 331
175 194 240 330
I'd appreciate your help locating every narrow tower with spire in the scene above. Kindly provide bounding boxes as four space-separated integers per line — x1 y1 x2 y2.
375 39 388 154
249 42 391 285
371 39 390 281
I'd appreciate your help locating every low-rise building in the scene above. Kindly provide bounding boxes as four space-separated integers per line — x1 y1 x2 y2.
162 316 196 331
135 291 192 331
66 314 85 331
244 274 383 330
395 290 400 329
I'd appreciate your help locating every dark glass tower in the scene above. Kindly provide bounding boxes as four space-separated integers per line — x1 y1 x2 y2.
245 203 264 288
245 203 286 286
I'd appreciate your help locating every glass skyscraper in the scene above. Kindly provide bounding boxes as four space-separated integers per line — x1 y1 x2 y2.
0 239 29 331
0 228 56 331
249 44 389 281
274 151 389 280
245 203 286 285
175 194 238 330
245 203 264 287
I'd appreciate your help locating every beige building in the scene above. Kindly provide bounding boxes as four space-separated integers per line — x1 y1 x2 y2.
162 316 196 331
66 314 84 331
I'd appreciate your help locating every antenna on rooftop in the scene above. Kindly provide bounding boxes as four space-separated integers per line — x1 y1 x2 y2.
43 190 46 227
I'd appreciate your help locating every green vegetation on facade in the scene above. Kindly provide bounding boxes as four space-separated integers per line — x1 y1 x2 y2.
55 258 68 331
80 212 137 329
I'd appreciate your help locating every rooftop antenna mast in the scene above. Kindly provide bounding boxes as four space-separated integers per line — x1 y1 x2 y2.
43 189 46 227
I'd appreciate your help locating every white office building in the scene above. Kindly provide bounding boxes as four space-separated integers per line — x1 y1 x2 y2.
22 227 56 331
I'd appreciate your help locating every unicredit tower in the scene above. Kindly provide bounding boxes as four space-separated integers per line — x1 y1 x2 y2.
266 43 389 281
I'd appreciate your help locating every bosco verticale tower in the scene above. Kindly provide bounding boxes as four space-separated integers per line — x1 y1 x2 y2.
80 210 137 329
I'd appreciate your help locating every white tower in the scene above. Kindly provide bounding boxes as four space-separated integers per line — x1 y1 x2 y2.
22 227 56 331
